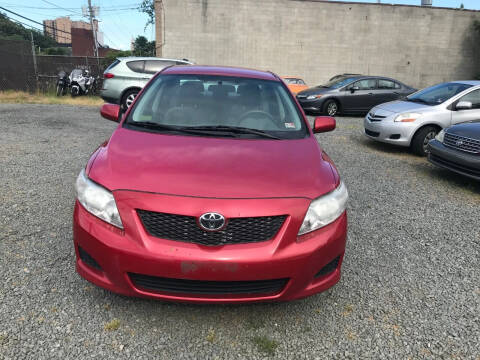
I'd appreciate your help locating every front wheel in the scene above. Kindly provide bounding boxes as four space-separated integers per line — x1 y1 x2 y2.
324 99 339 116
411 126 439 156
56 84 62 96
71 85 79 97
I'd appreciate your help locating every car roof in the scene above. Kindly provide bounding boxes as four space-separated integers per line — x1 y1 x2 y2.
118 56 192 63
161 65 279 81
339 75 405 83
451 80 480 86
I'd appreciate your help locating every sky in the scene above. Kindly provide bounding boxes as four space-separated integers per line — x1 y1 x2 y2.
0 0 478 50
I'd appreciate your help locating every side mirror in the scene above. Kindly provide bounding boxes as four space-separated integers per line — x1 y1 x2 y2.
456 101 472 110
100 103 120 122
350 86 359 93
313 116 336 133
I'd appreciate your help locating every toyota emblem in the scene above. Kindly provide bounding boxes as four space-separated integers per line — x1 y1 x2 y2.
199 212 225 231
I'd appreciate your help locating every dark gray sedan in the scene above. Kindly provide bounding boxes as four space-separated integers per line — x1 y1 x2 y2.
428 122 480 180
296 75 416 116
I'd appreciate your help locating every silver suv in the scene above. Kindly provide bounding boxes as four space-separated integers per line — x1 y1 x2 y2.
101 57 193 109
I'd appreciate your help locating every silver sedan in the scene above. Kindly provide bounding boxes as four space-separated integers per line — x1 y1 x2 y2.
364 81 480 155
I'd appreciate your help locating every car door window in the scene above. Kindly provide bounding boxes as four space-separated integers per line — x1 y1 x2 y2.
144 60 176 74
353 79 377 90
458 89 480 109
378 79 395 89
126 60 145 73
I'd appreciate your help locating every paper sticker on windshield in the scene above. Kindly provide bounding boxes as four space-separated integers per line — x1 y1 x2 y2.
285 122 296 129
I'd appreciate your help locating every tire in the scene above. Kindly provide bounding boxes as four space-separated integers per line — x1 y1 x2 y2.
411 126 439 156
71 85 79 97
56 85 61 97
122 89 139 110
324 99 339 116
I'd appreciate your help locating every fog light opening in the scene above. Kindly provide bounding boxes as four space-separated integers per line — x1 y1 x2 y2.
78 246 102 271
389 134 401 140
314 256 341 278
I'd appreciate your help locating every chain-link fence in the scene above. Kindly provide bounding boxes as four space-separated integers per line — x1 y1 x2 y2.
0 38 106 93
0 39 36 92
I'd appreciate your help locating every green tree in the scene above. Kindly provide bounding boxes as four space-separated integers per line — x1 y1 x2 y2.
41 47 69 55
0 12 57 50
133 35 155 56
139 0 155 30
101 49 133 68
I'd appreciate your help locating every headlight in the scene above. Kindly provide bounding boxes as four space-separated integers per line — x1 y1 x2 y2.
435 129 445 143
394 113 422 122
298 181 348 235
75 169 123 229
307 94 322 100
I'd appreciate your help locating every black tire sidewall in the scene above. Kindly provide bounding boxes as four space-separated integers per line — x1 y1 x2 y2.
411 126 438 156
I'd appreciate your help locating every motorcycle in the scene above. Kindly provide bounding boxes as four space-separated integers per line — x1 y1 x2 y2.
55 71 69 96
69 69 97 97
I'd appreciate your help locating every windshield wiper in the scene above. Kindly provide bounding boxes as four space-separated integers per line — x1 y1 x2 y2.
184 125 281 139
405 98 431 105
126 121 235 137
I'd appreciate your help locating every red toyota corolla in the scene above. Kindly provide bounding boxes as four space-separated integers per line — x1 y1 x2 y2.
73 65 348 303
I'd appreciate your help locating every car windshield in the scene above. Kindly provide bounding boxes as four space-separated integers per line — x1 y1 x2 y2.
283 78 297 84
284 78 305 85
406 82 472 105
126 74 308 139
71 69 83 77
320 76 360 89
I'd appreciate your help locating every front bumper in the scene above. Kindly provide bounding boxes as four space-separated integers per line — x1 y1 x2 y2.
73 191 348 303
363 115 416 147
428 140 480 181
296 98 326 114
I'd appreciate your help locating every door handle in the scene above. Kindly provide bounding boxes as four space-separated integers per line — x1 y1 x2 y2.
368 93 373 95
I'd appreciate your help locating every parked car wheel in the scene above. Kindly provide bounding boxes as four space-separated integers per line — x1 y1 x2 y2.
122 89 139 110
411 125 439 156
324 100 339 116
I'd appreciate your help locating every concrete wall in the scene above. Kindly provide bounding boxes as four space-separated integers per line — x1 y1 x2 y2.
157 0 480 88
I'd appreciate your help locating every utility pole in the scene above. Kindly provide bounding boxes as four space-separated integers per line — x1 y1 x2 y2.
87 0 99 59
155 0 163 57
30 31 38 91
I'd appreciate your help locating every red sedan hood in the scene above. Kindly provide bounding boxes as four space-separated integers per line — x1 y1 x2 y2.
88 128 336 199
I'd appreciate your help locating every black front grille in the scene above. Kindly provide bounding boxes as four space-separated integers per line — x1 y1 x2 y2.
129 273 289 295
367 112 386 122
137 210 286 246
443 132 480 154
365 128 380 137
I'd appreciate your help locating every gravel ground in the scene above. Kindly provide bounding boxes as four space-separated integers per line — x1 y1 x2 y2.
0 104 479 359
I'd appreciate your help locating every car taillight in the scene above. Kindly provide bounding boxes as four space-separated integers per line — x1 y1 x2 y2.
104 73 114 79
